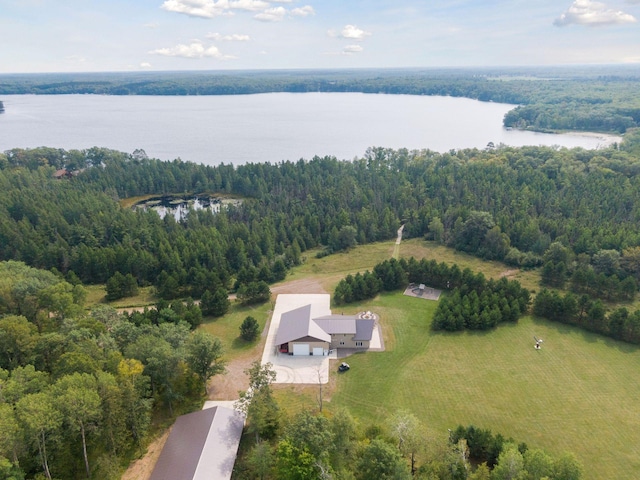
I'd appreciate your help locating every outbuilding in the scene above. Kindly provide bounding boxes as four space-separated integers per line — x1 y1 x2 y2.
149 406 245 480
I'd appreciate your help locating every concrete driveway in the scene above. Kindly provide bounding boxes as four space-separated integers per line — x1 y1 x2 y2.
261 294 334 384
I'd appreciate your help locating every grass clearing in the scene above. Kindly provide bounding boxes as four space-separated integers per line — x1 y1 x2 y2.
199 301 273 363
323 291 640 479
84 284 157 309
88 235 638 478
276 238 541 295
400 239 542 293
280 242 398 292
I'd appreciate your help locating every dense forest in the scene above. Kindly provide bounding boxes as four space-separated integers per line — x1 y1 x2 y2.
3 137 640 303
1 66 640 134
0 261 226 480
3 136 640 477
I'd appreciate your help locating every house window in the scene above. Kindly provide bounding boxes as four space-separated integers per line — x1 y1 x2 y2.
339 341 345 346
356 341 363 347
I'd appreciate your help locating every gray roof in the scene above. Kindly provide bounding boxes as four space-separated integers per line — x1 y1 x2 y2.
314 315 357 335
275 304 331 345
276 306 376 344
150 406 245 480
354 318 375 341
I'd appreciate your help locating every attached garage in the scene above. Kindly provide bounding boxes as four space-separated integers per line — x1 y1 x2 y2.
275 304 332 356
293 343 310 356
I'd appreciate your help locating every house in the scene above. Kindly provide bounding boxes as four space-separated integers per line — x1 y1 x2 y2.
149 406 245 480
275 304 376 355
53 169 73 179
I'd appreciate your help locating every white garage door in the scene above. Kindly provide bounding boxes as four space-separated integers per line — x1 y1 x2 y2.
293 344 309 356
313 347 324 356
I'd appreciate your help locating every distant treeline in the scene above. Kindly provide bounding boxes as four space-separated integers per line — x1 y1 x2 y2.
1 66 640 133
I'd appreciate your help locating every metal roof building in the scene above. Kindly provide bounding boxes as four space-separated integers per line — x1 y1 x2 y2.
149 406 245 480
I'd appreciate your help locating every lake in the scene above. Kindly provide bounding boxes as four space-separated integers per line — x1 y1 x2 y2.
0 93 620 166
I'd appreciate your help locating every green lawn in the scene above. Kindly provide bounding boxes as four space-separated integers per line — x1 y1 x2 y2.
325 292 640 479
199 301 272 362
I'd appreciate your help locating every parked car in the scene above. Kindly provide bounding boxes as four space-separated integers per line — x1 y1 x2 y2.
338 362 350 372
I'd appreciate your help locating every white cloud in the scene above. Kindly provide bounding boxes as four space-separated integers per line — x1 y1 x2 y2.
291 5 315 17
329 24 372 41
140 62 152 68
161 0 313 22
206 32 251 41
160 0 281 18
342 44 363 54
554 0 637 27
229 0 270 11
160 0 229 18
254 6 287 21
143 22 159 29
149 41 234 59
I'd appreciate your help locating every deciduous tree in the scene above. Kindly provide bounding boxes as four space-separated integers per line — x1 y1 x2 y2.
184 331 225 394
15 391 62 480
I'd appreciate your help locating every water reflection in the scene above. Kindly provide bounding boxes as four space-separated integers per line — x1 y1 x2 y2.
134 196 241 221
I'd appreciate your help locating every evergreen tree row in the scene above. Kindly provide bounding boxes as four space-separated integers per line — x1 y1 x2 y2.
432 278 530 332
333 257 530 333
533 289 640 344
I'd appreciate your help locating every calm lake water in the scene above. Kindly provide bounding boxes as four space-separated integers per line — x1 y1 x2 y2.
0 93 619 166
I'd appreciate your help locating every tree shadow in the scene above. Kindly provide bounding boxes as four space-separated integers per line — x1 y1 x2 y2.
231 336 256 350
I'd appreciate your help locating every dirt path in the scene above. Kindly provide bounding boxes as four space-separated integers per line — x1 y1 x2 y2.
393 224 404 259
499 269 519 279
207 355 255 400
271 277 328 295
120 429 170 480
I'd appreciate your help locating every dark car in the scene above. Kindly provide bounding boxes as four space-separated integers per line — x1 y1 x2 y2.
338 362 350 372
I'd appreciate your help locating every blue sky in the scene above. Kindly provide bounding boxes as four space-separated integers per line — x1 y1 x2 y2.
1 0 639 73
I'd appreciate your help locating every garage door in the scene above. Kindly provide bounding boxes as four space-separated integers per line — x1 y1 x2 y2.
313 347 324 356
293 344 309 356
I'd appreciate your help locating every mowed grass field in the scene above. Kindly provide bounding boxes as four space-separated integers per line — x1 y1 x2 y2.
266 239 640 478
325 292 640 480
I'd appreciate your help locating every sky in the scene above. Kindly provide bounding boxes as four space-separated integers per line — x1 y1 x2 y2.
1 0 639 73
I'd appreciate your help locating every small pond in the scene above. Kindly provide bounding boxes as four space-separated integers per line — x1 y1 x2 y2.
133 195 242 221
